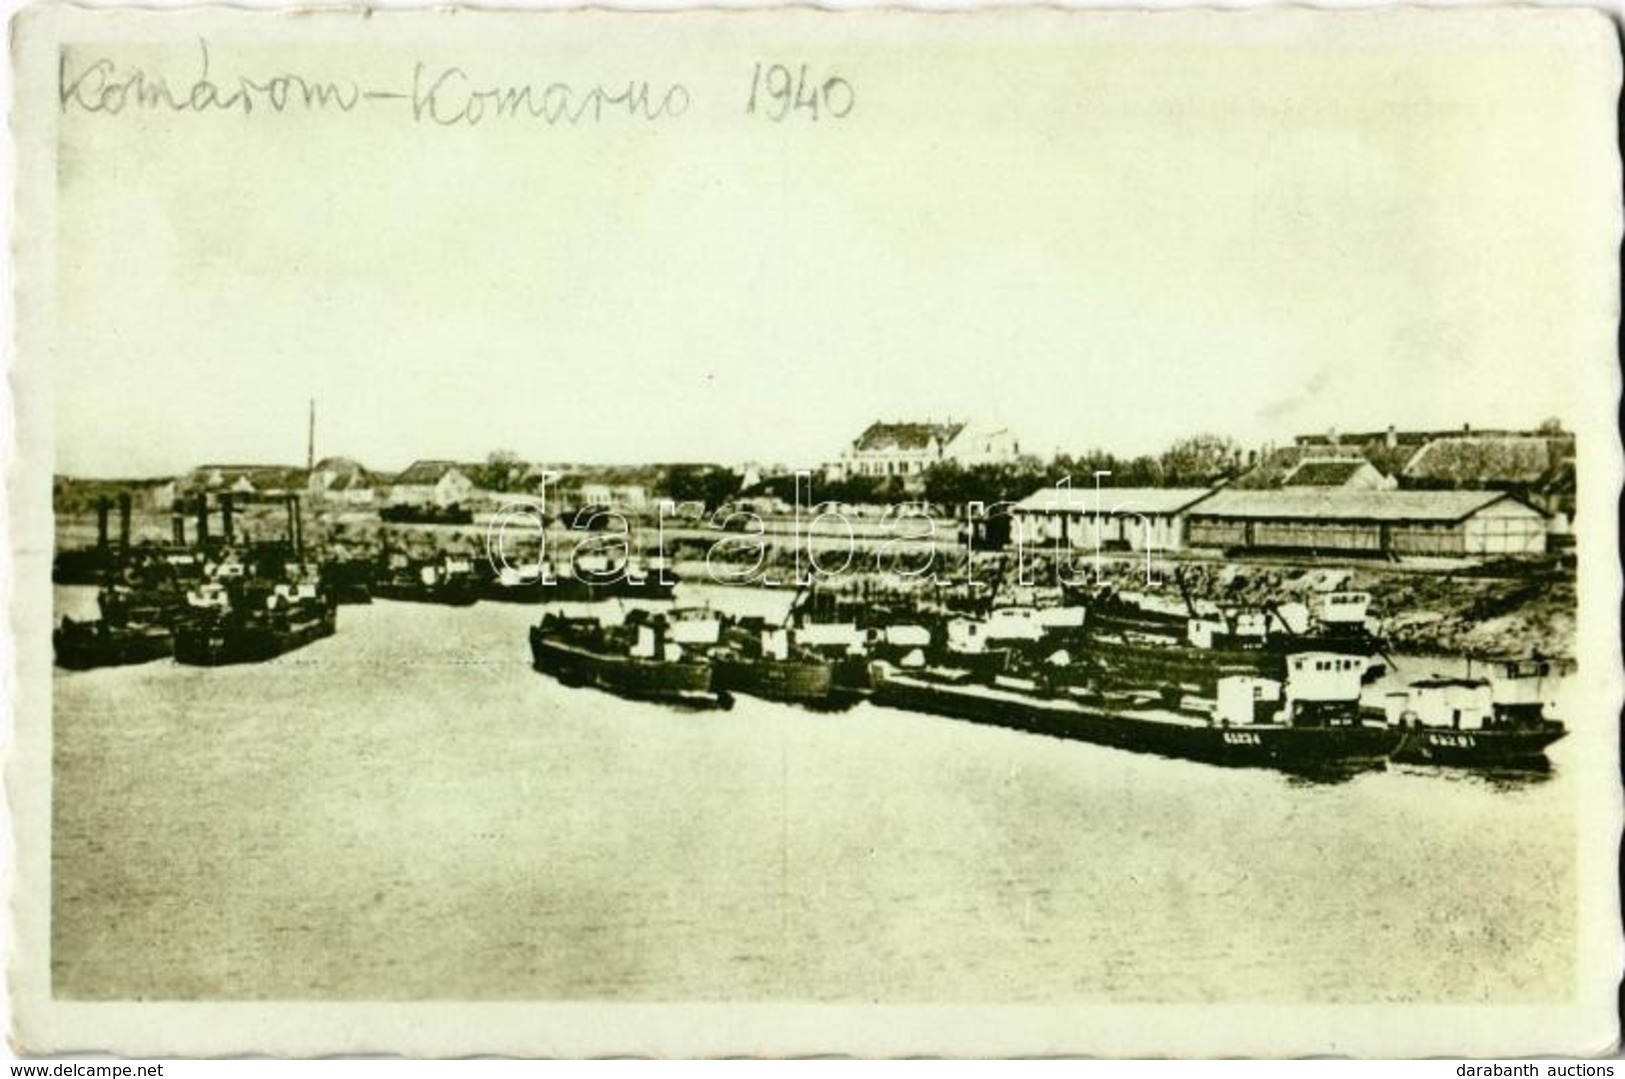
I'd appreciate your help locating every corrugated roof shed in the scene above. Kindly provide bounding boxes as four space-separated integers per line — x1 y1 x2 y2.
1014 486 1219 515
1189 489 1539 522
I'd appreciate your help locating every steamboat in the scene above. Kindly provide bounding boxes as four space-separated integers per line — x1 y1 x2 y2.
529 608 729 708
373 551 481 606
710 621 862 709
1384 657 1568 767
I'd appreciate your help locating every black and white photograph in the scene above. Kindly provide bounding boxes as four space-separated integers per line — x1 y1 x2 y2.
4 2 1621 1058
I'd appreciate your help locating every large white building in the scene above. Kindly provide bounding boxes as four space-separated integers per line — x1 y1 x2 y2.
829 420 1021 484
388 460 478 507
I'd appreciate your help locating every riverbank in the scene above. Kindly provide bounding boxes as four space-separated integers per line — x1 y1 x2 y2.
55 506 1578 660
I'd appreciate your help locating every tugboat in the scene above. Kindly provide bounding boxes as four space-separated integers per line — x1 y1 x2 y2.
710 621 858 709
488 551 679 603
1081 590 1388 696
784 583 919 696
320 552 378 604
872 650 1399 774
54 615 174 670
481 559 559 604
52 495 198 670
559 551 677 602
529 608 730 708
168 492 339 665
373 550 481 606
172 578 338 665
1385 657 1568 767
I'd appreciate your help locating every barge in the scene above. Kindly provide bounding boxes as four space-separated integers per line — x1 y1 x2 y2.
373 552 481 606
711 624 860 709
53 617 173 670
529 609 729 708
1385 658 1568 768
872 651 1399 773
173 582 337 666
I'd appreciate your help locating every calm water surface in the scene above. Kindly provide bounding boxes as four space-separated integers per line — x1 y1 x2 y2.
52 585 1575 1002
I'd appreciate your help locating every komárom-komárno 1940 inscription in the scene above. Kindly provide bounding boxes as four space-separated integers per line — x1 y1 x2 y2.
59 40 858 125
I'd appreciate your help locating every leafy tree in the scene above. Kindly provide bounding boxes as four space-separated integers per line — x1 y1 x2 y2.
663 465 744 512
1159 434 1241 486
474 449 524 493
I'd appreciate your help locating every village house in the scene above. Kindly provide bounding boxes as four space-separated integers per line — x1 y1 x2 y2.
1399 431 1576 529
1231 444 1374 489
828 420 1021 486
1279 458 1395 491
1184 489 1548 558
388 460 478 508
307 456 380 505
541 465 667 514
183 465 310 500
1010 486 1220 552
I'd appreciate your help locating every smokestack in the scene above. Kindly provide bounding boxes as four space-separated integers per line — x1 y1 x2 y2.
95 497 109 551
284 494 306 563
171 510 185 547
117 492 132 553
195 493 210 549
221 492 235 544
307 398 316 474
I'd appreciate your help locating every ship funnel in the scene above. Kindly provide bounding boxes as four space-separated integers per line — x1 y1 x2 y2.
117 492 132 553
195 492 210 549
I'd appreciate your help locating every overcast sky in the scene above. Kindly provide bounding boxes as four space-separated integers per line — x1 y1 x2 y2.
48 8 1615 477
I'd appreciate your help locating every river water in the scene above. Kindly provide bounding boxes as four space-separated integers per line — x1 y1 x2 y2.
51 585 1575 1003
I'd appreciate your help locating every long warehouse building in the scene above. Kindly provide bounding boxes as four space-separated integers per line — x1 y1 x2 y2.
1184 489 1548 557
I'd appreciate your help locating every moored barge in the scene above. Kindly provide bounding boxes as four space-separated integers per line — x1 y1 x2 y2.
529 609 729 708
872 651 1399 773
1385 658 1568 768
173 582 337 666
710 624 860 709
53 617 174 670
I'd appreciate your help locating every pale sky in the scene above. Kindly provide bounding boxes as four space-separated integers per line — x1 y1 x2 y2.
48 9 1616 477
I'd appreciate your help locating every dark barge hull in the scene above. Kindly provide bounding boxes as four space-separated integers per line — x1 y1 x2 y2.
173 611 336 666
53 623 174 670
872 676 1399 773
1391 723 1566 767
713 656 858 709
529 628 726 708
